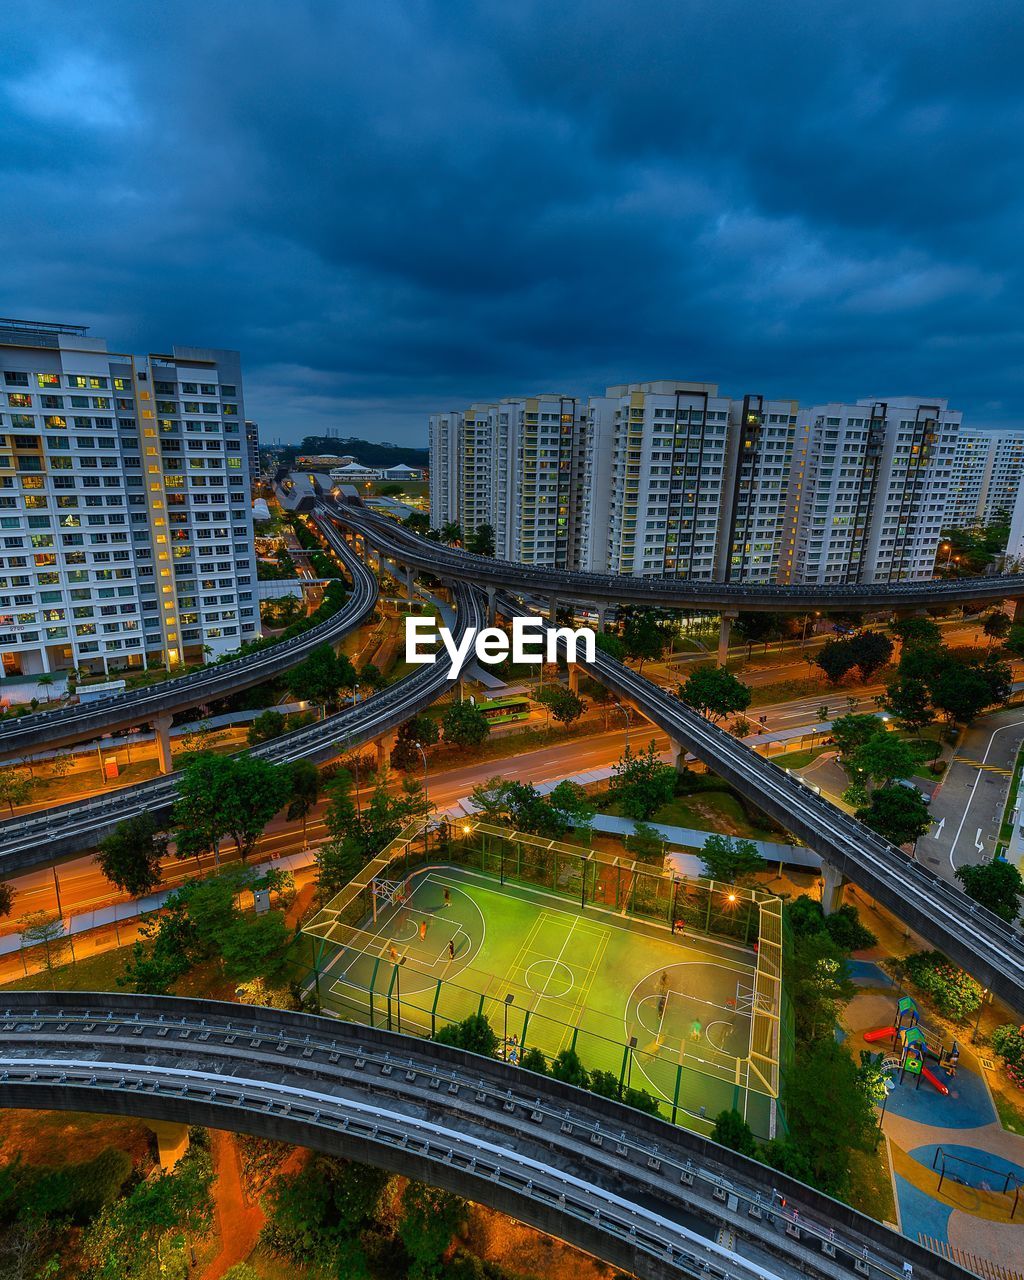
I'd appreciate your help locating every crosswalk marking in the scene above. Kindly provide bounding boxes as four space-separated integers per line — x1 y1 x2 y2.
958 757 1012 776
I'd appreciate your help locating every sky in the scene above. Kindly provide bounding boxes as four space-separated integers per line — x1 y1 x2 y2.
3 0 1023 445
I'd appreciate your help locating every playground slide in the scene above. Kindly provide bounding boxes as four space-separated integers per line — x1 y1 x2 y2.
920 1066 950 1096
863 1026 896 1043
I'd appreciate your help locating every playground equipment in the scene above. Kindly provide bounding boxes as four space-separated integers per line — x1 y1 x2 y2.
864 997 952 1096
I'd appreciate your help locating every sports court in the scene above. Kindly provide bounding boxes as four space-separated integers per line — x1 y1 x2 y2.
306 823 783 1137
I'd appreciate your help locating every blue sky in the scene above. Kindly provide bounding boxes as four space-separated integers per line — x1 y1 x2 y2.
3 0 1022 443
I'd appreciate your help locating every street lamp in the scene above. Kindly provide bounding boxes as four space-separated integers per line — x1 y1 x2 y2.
503 993 515 1059
352 682 360 706
414 741 429 854
613 701 632 753
626 1034 638 1093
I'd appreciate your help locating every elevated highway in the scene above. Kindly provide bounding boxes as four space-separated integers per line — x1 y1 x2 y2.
0 519 374 762
335 508 1024 1014
333 499 1023 614
0 536 482 871
0 992 969 1280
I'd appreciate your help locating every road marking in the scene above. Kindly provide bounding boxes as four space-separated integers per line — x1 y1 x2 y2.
975 828 985 853
947 714 1024 871
931 817 945 840
958 757 1013 776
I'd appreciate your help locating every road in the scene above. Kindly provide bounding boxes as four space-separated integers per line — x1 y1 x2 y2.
923 707 1024 875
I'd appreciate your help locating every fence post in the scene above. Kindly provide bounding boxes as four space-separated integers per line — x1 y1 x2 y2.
430 979 442 1036
617 1043 630 1096
671 1063 683 1126
521 1010 532 1053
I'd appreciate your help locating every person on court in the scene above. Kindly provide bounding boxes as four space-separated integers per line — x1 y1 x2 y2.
442 887 451 909
419 920 428 941
659 971 669 992
448 938 456 961
389 945 399 963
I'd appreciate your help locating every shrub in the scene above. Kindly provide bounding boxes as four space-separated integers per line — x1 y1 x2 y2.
991 1024 1024 1090
903 950 983 1022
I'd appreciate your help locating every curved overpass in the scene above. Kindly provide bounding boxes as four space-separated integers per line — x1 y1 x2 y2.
335 500 1021 612
0 992 966 1280
337 509 1024 1015
0 560 482 871
0 517 375 761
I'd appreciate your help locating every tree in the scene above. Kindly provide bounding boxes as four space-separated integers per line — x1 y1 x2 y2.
848 731 918 790
548 780 595 838
399 1182 466 1280
929 656 1010 725
855 784 931 847
848 630 894 680
285 644 356 710
890 616 942 649
609 743 676 820
220 911 291 982
698 834 766 884
315 835 366 899
434 1013 499 1056
782 1037 876 1197
0 767 32 815
467 522 496 556
286 759 321 846
357 661 387 691
733 613 784 652
711 1109 757 1157
247 709 286 745
982 610 1012 646
262 1155 390 1270
521 1046 548 1074
550 1048 589 1088
440 520 462 546
392 713 439 770
594 630 626 662
441 701 489 748
679 664 751 723
97 812 167 897
19 912 70 986
173 754 291 864
830 713 884 759
622 610 666 671
0 882 14 919
878 675 932 733
955 859 1024 923
535 684 586 726
624 821 665 864
814 637 857 684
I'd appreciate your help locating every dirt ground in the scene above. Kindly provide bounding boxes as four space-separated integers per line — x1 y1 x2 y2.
0 1108 154 1170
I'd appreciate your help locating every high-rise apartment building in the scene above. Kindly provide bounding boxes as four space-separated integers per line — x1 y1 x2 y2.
245 419 261 489
427 409 461 531
781 398 960 584
0 317 258 677
945 427 1024 530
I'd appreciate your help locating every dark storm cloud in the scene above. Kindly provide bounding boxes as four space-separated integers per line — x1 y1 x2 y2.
2 0 1023 441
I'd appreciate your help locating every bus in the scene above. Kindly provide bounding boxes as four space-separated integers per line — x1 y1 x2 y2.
476 695 531 724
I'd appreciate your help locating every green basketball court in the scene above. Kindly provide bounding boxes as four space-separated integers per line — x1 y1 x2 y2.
315 862 777 1136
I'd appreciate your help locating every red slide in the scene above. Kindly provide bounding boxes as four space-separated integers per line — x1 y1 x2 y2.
920 1066 950 1096
863 1026 897 1043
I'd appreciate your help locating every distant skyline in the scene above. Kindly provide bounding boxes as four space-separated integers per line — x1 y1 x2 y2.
4 0 1024 447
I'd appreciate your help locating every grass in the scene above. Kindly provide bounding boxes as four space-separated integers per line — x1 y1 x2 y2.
991 1083 1024 1135
747 677 826 707
847 1143 898 1225
770 746 828 770
602 790 779 840
2 942 132 993
998 742 1024 844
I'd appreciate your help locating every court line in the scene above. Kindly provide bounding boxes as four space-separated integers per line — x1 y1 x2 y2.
557 930 610 1054
530 915 580 1014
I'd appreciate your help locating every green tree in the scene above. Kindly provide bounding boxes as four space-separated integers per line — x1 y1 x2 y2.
955 858 1024 923
535 684 586 726
848 630 894 680
315 835 366 899
247 708 286 745
782 1037 876 1197
830 713 884 759
624 821 665 864
220 911 291 982
173 754 291 864
890 616 942 649
814 637 857 684
609 743 676 820
286 759 321 846
285 644 356 710
622 610 666 671
97 812 167 897
594 629 626 662
392 714 439 770
551 1048 589 1088
521 1047 548 1074
698 833 766 883
855 783 931 847
399 1182 466 1280
711 1109 757 1157
357 661 387 691
434 1013 499 1056
878 675 933 733
982 610 1012 646
548 780 595 839
0 767 33 815
467 522 496 556
679 664 752 723
442 701 489 747
929 655 1011 725
0 881 14 919
848 731 919 790
19 912 70 986
440 520 462 546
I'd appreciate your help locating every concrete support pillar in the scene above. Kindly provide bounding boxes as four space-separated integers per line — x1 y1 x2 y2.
568 664 580 694
150 1120 189 1171
485 587 496 627
1009 598 1024 623
153 714 174 775
820 860 847 915
548 594 559 623
405 567 415 600
375 735 390 777
669 740 689 773
595 602 606 632
717 611 738 667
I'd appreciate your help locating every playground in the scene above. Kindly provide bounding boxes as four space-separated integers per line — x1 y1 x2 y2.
305 821 784 1138
849 975 1024 1275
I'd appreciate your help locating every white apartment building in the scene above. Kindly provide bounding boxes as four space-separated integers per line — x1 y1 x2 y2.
782 398 960 585
945 427 1024 529
427 410 461 531
0 318 258 677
